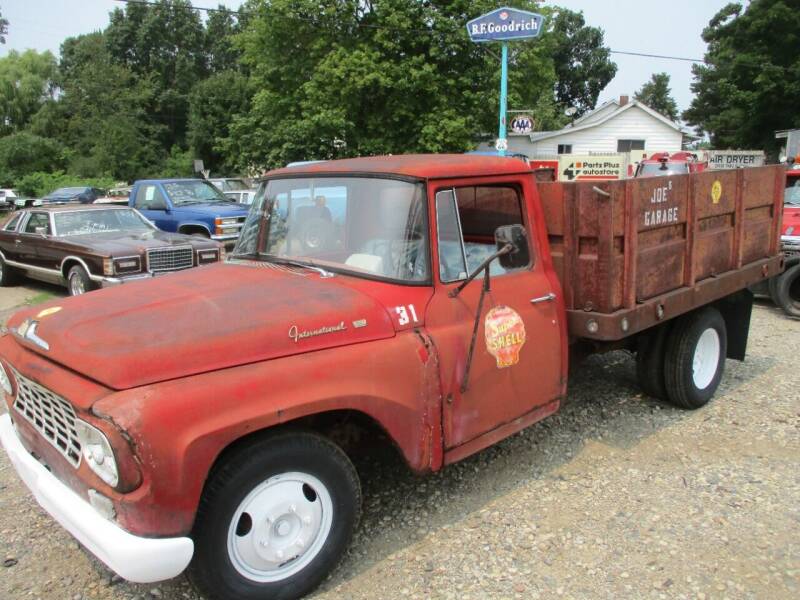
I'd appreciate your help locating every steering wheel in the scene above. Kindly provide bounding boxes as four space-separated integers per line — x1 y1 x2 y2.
300 217 335 251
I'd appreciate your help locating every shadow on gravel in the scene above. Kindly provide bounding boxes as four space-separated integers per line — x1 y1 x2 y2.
313 345 778 594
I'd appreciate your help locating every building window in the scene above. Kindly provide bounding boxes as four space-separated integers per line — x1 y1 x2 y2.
557 144 572 154
617 139 645 152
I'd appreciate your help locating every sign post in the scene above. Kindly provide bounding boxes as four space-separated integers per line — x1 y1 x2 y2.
467 7 544 156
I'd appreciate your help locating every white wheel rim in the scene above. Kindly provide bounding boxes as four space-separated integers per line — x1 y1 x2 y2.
692 328 720 389
69 273 85 295
226 472 333 583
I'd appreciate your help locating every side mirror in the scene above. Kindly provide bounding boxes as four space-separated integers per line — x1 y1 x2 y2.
495 224 529 270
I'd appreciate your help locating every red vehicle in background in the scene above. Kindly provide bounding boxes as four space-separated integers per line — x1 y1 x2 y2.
634 151 707 178
767 165 800 315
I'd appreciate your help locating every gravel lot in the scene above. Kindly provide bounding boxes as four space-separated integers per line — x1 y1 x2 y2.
1 285 798 600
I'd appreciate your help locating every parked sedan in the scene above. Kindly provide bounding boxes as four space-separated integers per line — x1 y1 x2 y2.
0 205 223 296
42 186 105 204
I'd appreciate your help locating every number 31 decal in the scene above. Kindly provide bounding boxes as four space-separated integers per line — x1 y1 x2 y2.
395 304 419 326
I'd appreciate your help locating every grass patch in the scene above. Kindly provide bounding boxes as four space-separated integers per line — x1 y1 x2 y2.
26 292 57 306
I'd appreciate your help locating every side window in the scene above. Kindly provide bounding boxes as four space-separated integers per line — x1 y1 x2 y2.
618 139 645 152
24 213 51 235
4 212 23 231
436 185 531 282
134 185 167 210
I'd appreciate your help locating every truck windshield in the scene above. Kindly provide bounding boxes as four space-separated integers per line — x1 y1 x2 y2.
638 162 689 177
786 178 800 205
234 177 429 283
163 181 230 204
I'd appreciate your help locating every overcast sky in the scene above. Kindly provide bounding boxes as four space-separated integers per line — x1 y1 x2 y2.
0 0 733 112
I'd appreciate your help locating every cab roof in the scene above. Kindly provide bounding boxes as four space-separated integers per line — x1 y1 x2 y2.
268 154 533 180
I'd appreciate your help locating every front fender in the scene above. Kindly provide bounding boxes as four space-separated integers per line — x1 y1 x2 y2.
93 330 442 537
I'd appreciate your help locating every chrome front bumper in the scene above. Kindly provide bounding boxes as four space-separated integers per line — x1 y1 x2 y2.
0 413 194 583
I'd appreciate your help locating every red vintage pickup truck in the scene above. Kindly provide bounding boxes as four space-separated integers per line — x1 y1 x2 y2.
0 155 784 600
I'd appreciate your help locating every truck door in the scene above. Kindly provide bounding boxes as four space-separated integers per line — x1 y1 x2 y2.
425 179 564 452
133 184 175 232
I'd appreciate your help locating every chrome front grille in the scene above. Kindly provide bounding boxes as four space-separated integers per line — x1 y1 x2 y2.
11 368 81 467
147 246 194 272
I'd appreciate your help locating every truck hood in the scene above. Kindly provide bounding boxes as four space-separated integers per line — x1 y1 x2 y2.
174 202 249 218
7 262 396 391
60 230 217 254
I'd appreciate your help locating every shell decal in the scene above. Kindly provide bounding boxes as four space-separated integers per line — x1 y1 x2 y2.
484 305 527 368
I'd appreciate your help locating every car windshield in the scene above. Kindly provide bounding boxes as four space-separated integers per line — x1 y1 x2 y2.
233 177 429 283
54 208 153 236
163 181 229 204
785 178 800 205
639 162 689 177
223 179 249 191
49 187 86 197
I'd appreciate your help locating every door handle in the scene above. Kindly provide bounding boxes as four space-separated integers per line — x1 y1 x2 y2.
14 239 22 244
530 292 556 304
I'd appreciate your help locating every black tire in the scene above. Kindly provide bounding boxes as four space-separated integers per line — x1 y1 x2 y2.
0 255 19 287
663 307 727 410
67 265 96 296
774 263 800 317
188 431 361 600
636 323 670 400
768 273 782 306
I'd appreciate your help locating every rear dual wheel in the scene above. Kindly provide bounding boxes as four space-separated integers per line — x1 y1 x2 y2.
637 307 727 409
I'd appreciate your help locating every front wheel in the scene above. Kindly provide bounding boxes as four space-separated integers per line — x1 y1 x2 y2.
188 431 361 600
0 256 19 287
67 265 96 296
663 307 727 409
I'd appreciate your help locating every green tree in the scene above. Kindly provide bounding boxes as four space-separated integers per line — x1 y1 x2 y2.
206 6 244 73
188 70 251 173
57 33 166 181
0 5 9 44
107 0 208 148
229 0 568 170
683 1 800 153
0 132 65 186
635 72 679 121
0 50 58 135
549 8 617 117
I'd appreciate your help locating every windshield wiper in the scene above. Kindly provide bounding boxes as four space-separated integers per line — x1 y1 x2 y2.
261 254 334 278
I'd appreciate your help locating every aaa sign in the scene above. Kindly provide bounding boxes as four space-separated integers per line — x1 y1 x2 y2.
467 7 544 43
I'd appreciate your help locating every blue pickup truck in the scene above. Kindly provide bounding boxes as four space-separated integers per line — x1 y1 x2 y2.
129 179 250 247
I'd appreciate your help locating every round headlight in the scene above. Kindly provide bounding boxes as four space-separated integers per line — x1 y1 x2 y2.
0 363 13 396
74 420 119 488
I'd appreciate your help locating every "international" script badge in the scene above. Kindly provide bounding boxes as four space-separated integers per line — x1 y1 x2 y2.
289 321 347 343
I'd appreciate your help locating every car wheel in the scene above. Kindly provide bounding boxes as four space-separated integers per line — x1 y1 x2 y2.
188 431 361 600
663 307 727 410
67 265 95 296
0 256 19 287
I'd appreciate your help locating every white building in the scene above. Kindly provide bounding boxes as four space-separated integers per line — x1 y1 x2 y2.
480 95 686 159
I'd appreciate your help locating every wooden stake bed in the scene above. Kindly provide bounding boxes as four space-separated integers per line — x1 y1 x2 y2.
539 165 785 341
